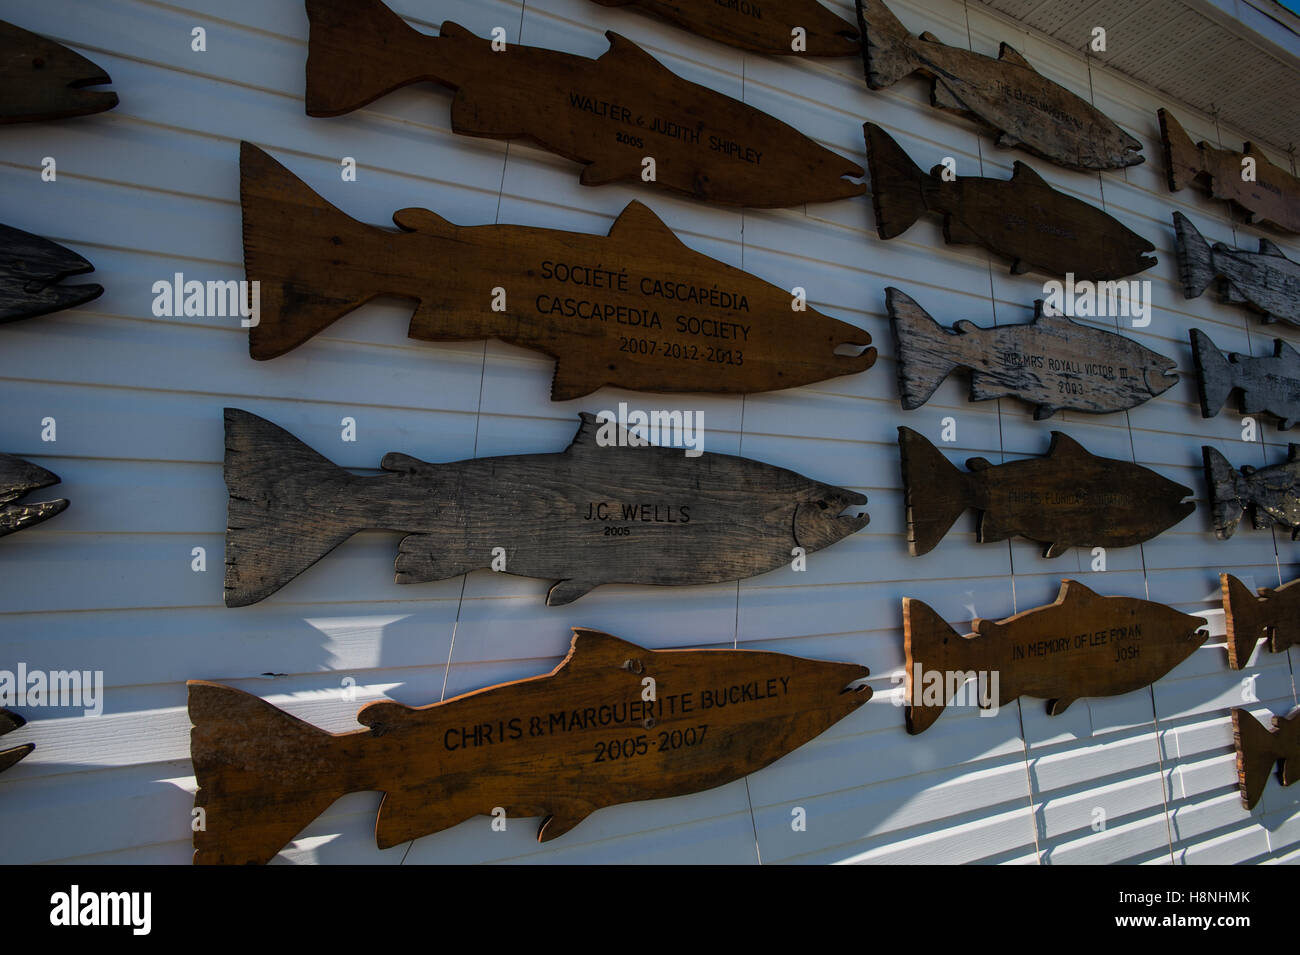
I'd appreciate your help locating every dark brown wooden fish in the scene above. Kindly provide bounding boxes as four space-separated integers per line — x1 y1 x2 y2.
189 627 871 863
589 0 860 56
0 222 102 324
899 427 1195 557
1159 108 1300 234
304 0 864 208
0 452 67 538
1232 708 1300 810
225 409 868 608
856 0 1142 171
0 708 33 776
865 123 1157 279
241 142 875 397
1190 328 1300 431
1175 213 1300 328
0 19 118 124
904 580 1206 734
1221 573 1300 670
1202 444 1300 540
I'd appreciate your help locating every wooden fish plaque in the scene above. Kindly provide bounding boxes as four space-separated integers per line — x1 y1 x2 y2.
903 580 1206 733
241 143 876 396
1221 573 1300 670
589 0 861 56
304 0 864 208
0 452 67 538
1232 708 1300 810
0 709 33 776
865 123 1157 279
0 222 102 324
1190 328 1300 431
899 427 1194 557
1159 108 1300 234
225 409 869 607
189 627 871 863
1175 213 1300 328
0 19 118 124
889 288 1177 419
1202 444 1300 541
856 0 1143 171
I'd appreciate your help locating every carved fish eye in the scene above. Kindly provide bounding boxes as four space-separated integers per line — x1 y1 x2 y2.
817 500 829 510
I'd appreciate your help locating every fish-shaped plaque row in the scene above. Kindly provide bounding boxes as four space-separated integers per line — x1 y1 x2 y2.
864 124 1156 280
241 142 876 398
0 708 33 776
1221 573 1300 670
589 0 861 57
855 0 1143 172
1190 329 1300 431
1233 708 1300 810
889 289 1177 419
902 580 1207 733
224 409 868 608
0 222 103 325
1159 109 1300 235
1175 213 1299 328
1202 444 1300 541
0 452 67 538
189 628 871 863
0 18 118 124
303 0 863 208
898 427 1195 558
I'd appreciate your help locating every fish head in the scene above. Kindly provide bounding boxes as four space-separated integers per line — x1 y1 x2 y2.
0 452 69 536
0 22 118 123
792 482 869 552
1125 468 1197 532
1136 347 1179 397
1107 127 1145 168
0 223 103 323
1148 603 1209 667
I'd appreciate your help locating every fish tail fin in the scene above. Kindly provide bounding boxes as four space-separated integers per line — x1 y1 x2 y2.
223 408 365 607
1157 108 1201 193
887 288 960 409
1173 212 1217 300
864 123 930 239
189 681 350 864
898 427 972 555
855 0 921 88
1202 445 1246 541
1232 707 1280 810
902 598 976 734
1189 328 1234 419
1222 573 1266 669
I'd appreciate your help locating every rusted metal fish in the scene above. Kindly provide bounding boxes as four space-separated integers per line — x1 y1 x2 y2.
1190 328 1300 431
1175 212 1300 328
1203 444 1300 540
0 19 118 124
1221 572 1300 670
1232 707 1300 810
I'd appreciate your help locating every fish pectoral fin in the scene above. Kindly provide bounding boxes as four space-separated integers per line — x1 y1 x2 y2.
1033 405 1059 420
448 85 516 138
1259 238 1286 257
537 798 597 842
997 42 1036 71
550 359 599 402
579 159 632 187
1010 259 1033 275
374 785 460 849
975 510 1011 543
943 216 983 246
394 534 474 585
1220 283 1248 304
1046 697 1076 716
1042 542 1072 558
995 131 1021 149
546 578 600 606
918 31 942 43
930 79 966 112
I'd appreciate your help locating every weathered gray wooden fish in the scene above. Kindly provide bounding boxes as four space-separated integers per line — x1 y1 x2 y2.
1221 572 1300 670
855 0 1142 171
1203 444 1300 540
899 427 1195 557
0 222 103 324
0 19 118 124
225 409 869 607
1232 708 1300 810
865 123 1157 279
1175 212 1300 327
0 708 33 775
0 452 67 538
889 288 1177 418
589 0 861 56
1190 328 1300 431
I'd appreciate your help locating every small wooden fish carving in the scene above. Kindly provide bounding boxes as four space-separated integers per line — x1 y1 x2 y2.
0 452 67 538
1221 573 1300 670
241 143 875 396
903 580 1206 734
304 0 864 208
898 427 1195 557
856 0 1142 171
189 627 871 863
0 222 103 324
1203 444 1300 540
589 0 860 56
0 709 33 775
225 410 868 607
1232 708 1300 810
889 288 1177 418
1175 213 1300 328
864 123 1157 279
1159 108 1300 234
1190 328 1300 431
0 19 118 124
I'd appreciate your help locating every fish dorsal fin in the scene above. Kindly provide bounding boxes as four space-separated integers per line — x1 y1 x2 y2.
392 208 455 234
1058 578 1100 606
966 456 995 471
1011 161 1048 187
564 627 653 672
356 700 420 732
1289 444 1300 462
998 42 1036 71
1276 339 1300 362
953 320 980 334
973 618 1003 638
609 201 682 248
380 451 437 474
602 32 669 75
1048 431 1092 463
1032 300 1071 326
438 21 478 40
918 30 942 43
567 413 607 455
1258 238 1286 257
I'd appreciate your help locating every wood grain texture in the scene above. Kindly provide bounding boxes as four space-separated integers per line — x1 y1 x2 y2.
1232 708 1300 811
864 123 1157 279
1190 328 1300 430
189 627 871 863
589 0 861 56
303 0 864 208
241 142 876 396
0 708 33 776
903 580 1206 734
1221 573 1300 670
0 18 117 124
898 427 1195 558
1175 212 1300 328
889 287 1177 418
224 409 869 608
856 0 1142 171
1159 108 1300 234
1202 444 1300 541
0 222 102 324
0 451 67 538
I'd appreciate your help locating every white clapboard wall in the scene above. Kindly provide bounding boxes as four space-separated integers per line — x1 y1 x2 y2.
0 0 1297 864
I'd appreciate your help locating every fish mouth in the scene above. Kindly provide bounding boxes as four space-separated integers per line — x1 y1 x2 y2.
0 226 103 323
1119 133 1145 167
832 339 878 373
0 454 69 537
1144 360 1179 396
793 487 869 551
61 69 119 115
